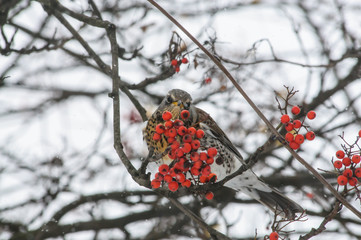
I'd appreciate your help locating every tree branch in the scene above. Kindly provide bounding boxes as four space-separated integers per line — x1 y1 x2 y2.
299 200 343 240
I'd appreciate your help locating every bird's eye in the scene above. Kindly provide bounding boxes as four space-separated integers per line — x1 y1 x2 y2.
166 95 173 103
184 101 190 109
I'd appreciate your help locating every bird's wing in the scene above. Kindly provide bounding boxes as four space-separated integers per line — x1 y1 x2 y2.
195 108 303 218
195 107 244 161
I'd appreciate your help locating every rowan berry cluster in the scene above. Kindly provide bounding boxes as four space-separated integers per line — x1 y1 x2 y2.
151 110 217 200
334 131 361 187
281 106 316 150
170 57 189 73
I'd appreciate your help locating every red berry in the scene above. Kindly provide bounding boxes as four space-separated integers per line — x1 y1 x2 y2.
181 57 188 64
333 160 343 169
336 150 345 159
352 155 360 164
305 131 315 140
196 129 205 139
171 59 178 66
175 148 184 157
343 168 353 178
269 232 279 240
193 160 203 169
164 120 173 128
285 132 294 142
307 110 316 120
177 126 188 136
182 179 191 188
191 139 200 149
342 157 351 167
151 179 161 189
153 133 161 141
355 168 361 178
289 141 300 150
156 124 165 134
208 173 217 182
168 181 179 192
293 120 302 129
190 152 200 161
359 130 361 138
202 165 211 176
173 119 184 128
164 130 169 137
182 160 190 171
158 164 169 175
337 175 348 185
167 137 175 143
199 175 208 183
175 66 180 72
155 172 164 181
200 152 208 161
173 161 184 171
291 106 301 115
182 143 192 153
162 111 172 121
190 166 200 176
183 134 192 143
281 114 290 124
294 134 305 144
188 127 196 135
168 128 177 138
171 141 180 150
285 123 294 131
169 168 177 177
349 177 358 186
181 110 190 120
206 157 214 165
175 173 186 183
168 150 176 159
177 159 185 166
207 147 218 157
164 174 173 183
204 77 212 84
205 191 214 200
306 192 314 199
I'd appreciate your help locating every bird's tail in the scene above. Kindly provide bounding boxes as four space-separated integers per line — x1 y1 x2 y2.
250 187 304 219
224 170 303 219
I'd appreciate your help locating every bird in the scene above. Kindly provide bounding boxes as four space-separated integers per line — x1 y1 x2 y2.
144 89 303 219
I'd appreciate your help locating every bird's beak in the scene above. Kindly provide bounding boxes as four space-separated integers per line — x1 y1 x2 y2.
172 100 184 108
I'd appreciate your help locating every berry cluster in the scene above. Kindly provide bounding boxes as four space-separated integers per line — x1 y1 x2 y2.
333 134 361 187
171 57 189 73
281 106 316 150
151 110 217 200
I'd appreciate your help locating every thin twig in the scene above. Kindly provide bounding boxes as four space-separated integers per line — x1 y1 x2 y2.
299 200 343 240
107 23 148 185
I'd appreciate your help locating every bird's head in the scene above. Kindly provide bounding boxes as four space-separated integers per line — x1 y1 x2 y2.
158 89 194 119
